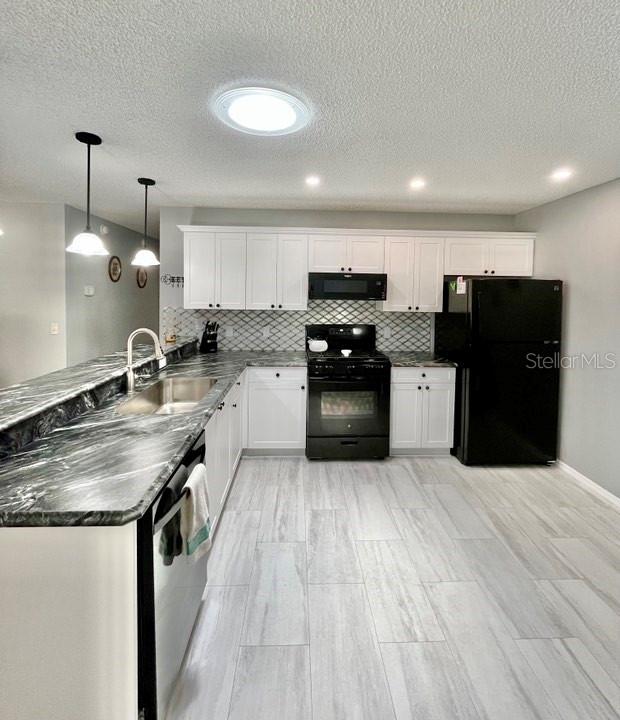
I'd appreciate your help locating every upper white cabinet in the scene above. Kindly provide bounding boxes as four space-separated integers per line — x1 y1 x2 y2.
246 233 308 310
383 237 444 312
184 231 246 309
308 234 384 273
444 236 533 277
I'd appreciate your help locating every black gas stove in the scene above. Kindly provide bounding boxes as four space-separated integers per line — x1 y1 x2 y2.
305 324 391 459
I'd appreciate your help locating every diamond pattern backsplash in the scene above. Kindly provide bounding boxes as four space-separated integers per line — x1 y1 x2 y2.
162 302 432 352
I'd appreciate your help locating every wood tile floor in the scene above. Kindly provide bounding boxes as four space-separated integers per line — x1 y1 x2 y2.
166 456 620 720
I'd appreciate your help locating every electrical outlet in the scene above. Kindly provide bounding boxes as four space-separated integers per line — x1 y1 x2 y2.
383 327 391 339
261 326 270 338
83 285 95 297
225 326 234 338
49 322 60 335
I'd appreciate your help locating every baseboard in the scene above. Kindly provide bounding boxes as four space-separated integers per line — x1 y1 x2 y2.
242 448 305 457
557 461 620 511
390 448 451 456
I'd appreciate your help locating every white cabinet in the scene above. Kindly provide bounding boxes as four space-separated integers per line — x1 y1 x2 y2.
382 237 444 312
183 231 246 309
246 233 278 309
444 236 533 277
308 234 384 272
390 367 455 450
246 368 307 449
228 379 243 474
246 233 308 310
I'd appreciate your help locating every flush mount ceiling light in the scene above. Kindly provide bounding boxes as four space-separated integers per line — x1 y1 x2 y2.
131 178 160 267
549 167 574 182
305 175 321 187
409 177 427 190
213 87 311 136
66 132 109 256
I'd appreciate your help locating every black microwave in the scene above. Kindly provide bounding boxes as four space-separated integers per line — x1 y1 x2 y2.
308 272 388 301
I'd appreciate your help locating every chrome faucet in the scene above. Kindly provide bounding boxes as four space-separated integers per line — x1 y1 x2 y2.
126 328 167 392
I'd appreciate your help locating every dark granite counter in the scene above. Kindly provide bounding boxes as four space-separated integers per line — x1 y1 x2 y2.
0 351 306 528
387 352 457 368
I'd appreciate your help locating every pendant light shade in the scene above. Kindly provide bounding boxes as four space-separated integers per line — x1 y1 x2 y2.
67 132 109 256
131 177 160 267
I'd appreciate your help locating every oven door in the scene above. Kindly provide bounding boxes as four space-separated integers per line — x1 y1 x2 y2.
308 376 390 438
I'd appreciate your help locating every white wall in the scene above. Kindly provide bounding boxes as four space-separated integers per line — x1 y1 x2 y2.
159 206 516 310
0 202 67 387
65 206 159 365
516 178 620 497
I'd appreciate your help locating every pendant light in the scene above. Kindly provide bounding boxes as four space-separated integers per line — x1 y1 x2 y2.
66 132 109 256
131 177 160 266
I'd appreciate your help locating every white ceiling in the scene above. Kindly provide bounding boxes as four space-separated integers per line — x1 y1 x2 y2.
1 0 619 236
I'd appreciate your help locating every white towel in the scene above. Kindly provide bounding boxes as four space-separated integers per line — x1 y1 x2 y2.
180 463 212 560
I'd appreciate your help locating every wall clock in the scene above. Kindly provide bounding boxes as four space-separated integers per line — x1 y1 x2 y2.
136 267 148 288
108 255 122 282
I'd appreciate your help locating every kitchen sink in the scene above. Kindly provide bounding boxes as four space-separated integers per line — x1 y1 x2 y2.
117 377 217 416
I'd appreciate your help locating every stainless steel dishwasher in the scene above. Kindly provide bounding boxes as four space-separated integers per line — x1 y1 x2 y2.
137 431 208 719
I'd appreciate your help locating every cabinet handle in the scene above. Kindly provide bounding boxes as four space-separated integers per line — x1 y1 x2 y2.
421 372 426 378
408 306 412 310
415 306 419 310
209 303 213 308
418 385 422 390
348 267 352 271
484 270 489 274
301 385 305 390
276 372 280 378
426 386 430 390
236 381 241 386
491 270 495 274
270 304 275 308
216 303 220 307
232 403 237 408
340 267 345 271
278 304 283 309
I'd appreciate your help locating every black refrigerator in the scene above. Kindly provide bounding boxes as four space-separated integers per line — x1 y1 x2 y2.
435 278 562 465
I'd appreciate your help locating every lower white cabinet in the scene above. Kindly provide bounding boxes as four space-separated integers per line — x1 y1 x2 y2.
390 367 455 450
246 368 307 449
228 378 243 473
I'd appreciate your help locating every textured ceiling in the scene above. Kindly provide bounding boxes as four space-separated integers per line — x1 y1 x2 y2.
1 0 619 235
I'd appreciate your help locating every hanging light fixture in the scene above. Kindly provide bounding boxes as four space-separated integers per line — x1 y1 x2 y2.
66 132 109 256
131 177 160 266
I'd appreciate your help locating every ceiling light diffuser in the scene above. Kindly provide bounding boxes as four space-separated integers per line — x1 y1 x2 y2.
213 87 311 136
409 177 427 190
305 175 321 187
550 167 573 182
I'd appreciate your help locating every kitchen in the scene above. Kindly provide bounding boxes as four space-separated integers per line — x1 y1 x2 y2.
1 3 620 720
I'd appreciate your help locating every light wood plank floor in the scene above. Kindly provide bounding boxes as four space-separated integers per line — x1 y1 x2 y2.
166 456 620 720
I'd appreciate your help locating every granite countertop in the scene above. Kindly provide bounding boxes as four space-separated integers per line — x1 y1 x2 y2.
0 339 197 433
387 352 457 367
0 351 306 528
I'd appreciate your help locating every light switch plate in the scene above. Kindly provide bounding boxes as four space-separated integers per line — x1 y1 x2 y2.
225 326 234 338
382 327 391 339
49 322 60 335
261 326 270 338
83 285 95 297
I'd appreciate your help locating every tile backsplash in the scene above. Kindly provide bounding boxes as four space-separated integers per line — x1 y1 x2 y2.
161 301 432 352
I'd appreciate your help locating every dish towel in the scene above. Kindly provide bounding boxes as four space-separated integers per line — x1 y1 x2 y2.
180 463 212 560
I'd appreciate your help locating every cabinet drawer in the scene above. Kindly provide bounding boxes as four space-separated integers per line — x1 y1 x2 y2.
247 367 307 385
391 367 455 384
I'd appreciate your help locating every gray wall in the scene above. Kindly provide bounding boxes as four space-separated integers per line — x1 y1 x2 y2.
0 202 67 387
516 178 620 497
65 206 159 365
160 206 515 310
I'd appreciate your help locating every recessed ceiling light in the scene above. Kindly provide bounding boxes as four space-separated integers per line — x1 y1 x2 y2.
305 175 321 187
550 167 574 182
213 87 311 136
0 228 4 236
409 177 426 190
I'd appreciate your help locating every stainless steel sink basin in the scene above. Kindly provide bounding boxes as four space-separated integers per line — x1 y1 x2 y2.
118 377 216 416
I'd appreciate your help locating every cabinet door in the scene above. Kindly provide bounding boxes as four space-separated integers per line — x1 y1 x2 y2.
277 234 308 310
215 232 246 309
308 235 348 272
382 237 414 312
227 383 243 476
205 410 228 530
390 383 423 449
347 235 385 272
247 382 306 449
414 238 444 312
444 237 488 276
421 384 455 448
246 233 278 309
184 232 216 308
488 237 533 276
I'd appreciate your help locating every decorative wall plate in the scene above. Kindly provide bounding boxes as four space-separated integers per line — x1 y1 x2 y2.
108 255 122 282
136 267 148 288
